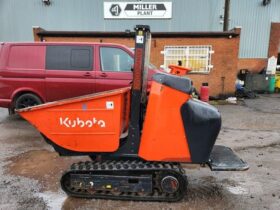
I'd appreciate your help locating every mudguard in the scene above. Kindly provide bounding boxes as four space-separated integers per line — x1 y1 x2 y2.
181 99 221 163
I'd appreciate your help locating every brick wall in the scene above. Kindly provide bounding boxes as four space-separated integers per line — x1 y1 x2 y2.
238 58 267 73
34 28 241 97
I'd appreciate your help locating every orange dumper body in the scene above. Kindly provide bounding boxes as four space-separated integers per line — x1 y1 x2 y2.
18 80 193 162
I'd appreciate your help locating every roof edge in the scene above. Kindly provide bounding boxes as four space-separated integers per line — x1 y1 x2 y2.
36 28 240 39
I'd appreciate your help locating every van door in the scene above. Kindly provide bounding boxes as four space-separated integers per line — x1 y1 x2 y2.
95 45 133 92
45 45 95 102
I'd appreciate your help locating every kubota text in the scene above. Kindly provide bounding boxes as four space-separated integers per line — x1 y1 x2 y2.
59 117 106 128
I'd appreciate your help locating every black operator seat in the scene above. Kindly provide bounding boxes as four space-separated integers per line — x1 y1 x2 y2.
152 73 193 94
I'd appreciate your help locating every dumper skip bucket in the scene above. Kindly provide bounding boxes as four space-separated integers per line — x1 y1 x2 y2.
17 88 131 153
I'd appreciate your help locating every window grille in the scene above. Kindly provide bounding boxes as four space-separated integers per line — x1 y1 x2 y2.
161 45 214 73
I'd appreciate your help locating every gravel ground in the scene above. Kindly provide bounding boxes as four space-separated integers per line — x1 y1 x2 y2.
0 94 279 210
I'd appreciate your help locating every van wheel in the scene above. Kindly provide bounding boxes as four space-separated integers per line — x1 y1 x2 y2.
15 93 42 110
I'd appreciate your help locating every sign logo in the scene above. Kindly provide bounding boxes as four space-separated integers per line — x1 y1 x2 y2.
104 2 172 19
110 4 122 16
124 3 166 17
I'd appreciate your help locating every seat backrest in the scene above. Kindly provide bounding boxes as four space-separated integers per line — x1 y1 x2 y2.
152 73 193 94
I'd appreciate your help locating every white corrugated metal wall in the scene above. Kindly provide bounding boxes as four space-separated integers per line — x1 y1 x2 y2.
230 0 280 58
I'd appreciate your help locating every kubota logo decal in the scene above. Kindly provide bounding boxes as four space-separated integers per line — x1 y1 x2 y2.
59 117 106 128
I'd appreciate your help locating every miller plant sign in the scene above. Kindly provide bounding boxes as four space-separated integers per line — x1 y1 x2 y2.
104 2 172 19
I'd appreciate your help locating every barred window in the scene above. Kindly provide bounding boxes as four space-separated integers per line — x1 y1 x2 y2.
162 45 214 73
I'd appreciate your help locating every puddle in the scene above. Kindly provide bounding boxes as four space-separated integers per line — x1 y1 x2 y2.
37 191 67 210
225 185 249 195
6 150 88 191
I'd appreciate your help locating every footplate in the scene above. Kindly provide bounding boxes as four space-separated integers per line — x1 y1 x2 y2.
208 145 249 171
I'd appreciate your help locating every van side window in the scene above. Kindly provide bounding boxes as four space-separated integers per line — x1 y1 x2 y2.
8 46 45 69
100 47 133 72
46 46 93 70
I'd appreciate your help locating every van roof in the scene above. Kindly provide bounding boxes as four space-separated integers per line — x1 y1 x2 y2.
2 42 130 48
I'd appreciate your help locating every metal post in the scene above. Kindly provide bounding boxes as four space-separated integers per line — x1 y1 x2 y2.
104 25 151 159
223 0 230 31
127 25 151 154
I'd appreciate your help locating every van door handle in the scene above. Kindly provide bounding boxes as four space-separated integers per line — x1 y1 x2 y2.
100 73 108 78
83 72 91 77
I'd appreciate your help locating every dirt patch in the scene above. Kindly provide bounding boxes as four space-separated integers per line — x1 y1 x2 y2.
6 150 88 192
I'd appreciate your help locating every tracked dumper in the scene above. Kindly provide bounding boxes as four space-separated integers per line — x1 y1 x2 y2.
17 25 248 202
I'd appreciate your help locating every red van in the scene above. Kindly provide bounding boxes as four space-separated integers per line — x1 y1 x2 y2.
0 42 160 113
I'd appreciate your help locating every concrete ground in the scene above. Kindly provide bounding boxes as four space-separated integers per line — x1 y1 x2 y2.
0 94 279 210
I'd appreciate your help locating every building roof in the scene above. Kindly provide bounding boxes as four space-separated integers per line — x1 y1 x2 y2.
36 28 240 39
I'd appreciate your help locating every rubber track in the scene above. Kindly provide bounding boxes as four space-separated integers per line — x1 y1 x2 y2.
61 160 188 202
